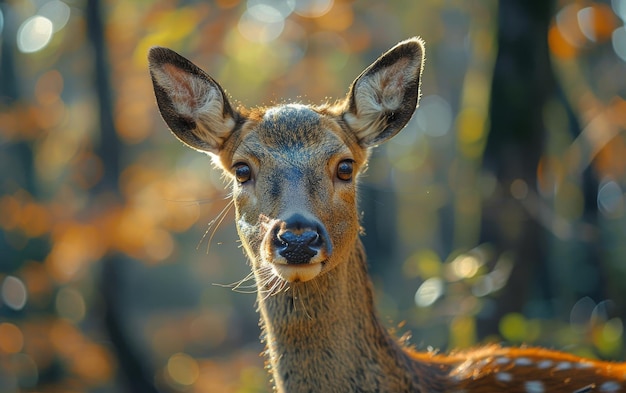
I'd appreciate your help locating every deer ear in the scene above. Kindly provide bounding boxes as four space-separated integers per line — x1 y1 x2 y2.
148 47 239 155
343 37 425 147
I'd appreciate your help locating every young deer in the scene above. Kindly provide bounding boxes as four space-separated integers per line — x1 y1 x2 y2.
148 38 626 392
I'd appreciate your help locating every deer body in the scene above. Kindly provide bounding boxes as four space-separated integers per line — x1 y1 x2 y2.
149 38 626 392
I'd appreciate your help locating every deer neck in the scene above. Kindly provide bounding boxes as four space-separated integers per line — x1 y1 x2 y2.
255 239 424 392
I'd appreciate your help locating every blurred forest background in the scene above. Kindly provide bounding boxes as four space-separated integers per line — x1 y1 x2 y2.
1 0 626 392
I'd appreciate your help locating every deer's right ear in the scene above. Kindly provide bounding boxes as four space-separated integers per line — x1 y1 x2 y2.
148 47 238 155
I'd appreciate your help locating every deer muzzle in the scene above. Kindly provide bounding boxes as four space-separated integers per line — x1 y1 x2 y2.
263 213 332 282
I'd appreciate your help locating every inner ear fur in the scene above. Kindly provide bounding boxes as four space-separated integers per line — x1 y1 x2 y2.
148 47 240 155
343 37 425 147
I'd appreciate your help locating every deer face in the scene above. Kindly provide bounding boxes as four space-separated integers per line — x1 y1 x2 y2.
148 38 424 283
228 104 366 282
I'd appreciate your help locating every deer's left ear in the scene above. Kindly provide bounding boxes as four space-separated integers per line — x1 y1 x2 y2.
343 37 425 147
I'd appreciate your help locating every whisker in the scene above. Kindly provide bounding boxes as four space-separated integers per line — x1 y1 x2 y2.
313 276 323 298
261 277 286 301
162 194 230 206
254 268 275 297
221 287 258 294
299 283 312 320
290 285 298 314
197 199 235 254
259 286 275 301
231 271 257 291
212 270 257 294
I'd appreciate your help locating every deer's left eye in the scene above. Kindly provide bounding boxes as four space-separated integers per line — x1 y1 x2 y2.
336 160 354 182
234 163 252 184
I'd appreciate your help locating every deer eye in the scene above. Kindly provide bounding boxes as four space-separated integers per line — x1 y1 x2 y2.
234 163 252 184
336 160 354 182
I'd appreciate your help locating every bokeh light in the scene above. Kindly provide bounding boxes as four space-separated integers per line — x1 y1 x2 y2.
166 352 200 387
416 95 453 137
294 0 333 17
0 323 24 353
11 353 39 389
449 254 481 279
17 16 53 53
510 179 529 200
1 276 28 311
612 26 626 61
248 0 295 18
238 4 286 42
414 277 443 307
556 4 588 48
499 313 541 344
571 296 596 327
55 287 86 323
39 0 71 33
597 179 624 218
612 0 626 21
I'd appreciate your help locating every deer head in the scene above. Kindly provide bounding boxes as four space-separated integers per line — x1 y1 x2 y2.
148 38 424 284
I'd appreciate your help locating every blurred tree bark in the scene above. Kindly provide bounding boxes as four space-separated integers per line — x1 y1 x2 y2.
0 1 18 105
480 0 607 339
0 0 39 273
86 1 162 392
87 0 119 193
479 0 556 335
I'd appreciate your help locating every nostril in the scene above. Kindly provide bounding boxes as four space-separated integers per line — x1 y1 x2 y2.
272 226 285 247
268 214 332 265
277 230 320 248
274 229 323 265
277 230 297 245
307 232 322 248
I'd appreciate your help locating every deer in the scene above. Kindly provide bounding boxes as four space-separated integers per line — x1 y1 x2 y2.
148 37 626 392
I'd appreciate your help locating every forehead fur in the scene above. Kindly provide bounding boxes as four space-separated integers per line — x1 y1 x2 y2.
241 104 351 162
258 104 324 148
222 103 368 169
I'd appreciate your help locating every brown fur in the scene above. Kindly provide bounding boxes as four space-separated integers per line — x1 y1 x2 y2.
149 38 626 392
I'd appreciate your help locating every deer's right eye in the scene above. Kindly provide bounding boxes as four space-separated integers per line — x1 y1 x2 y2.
234 163 252 184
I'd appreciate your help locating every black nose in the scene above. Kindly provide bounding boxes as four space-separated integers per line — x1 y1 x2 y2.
272 214 330 264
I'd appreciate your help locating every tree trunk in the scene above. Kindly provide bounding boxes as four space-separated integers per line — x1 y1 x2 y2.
479 0 557 336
